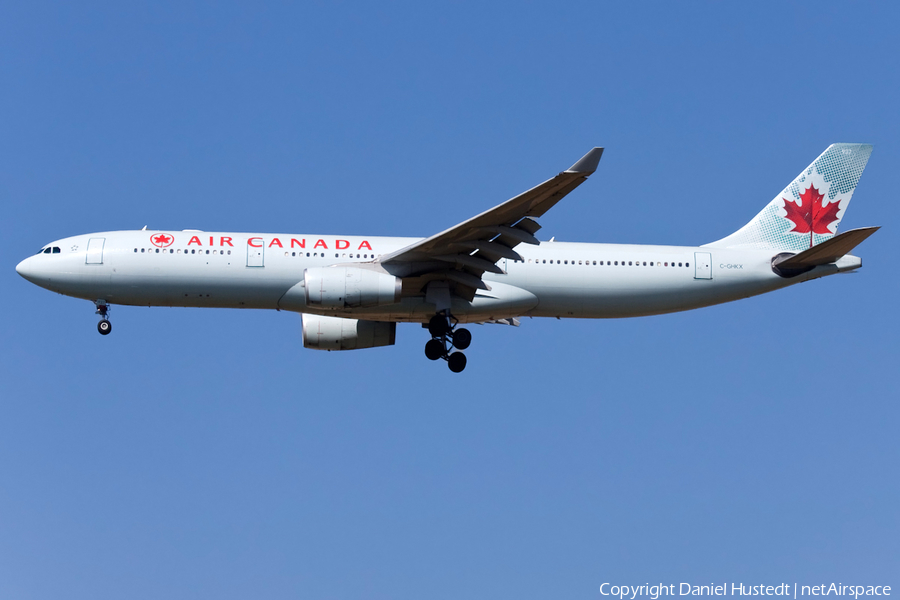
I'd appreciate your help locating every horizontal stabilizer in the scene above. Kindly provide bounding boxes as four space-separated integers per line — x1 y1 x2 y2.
772 226 879 277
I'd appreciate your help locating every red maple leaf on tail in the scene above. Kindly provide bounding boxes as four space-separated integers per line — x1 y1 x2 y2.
783 184 840 235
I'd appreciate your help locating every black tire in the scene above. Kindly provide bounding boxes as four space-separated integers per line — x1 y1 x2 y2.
97 320 112 335
424 339 444 361
447 352 467 373
428 314 450 337
452 327 471 350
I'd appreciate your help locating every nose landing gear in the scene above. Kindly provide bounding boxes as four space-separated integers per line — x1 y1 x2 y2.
424 311 471 373
95 301 112 335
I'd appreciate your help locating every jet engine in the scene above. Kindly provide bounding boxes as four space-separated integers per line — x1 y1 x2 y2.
302 314 396 351
304 267 401 309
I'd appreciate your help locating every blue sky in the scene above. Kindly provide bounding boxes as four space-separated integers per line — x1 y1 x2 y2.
1 2 898 598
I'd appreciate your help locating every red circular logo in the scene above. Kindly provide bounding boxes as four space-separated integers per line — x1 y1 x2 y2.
150 233 174 248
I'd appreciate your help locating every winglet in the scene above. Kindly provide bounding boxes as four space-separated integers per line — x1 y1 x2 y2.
565 147 604 174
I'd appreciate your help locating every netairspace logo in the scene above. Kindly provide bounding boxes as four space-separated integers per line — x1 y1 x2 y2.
599 584 892 600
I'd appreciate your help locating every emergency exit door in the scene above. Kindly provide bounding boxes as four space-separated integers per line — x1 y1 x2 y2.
85 238 105 264
694 252 712 279
247 242 264 267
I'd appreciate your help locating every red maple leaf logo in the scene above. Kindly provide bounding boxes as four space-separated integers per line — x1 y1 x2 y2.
151 234 173 247
783 184 841 235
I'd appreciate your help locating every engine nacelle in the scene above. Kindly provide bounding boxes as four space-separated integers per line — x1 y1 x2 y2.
302 314 396 351
304 267 401 309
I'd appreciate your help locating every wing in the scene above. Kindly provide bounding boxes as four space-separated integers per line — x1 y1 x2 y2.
380 147 603 300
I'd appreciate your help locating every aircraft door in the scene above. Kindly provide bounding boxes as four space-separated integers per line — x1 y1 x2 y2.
86 238 105 264
694 252 712 279
247 240 264 267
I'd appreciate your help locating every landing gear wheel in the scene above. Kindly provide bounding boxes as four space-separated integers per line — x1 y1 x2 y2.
98 320 112 335
428 314 451 337
447 352 467 373
424 339 444 361
452 328 471 350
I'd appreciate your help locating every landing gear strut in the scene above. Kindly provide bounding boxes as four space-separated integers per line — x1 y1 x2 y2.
95 301 112 336
423 311 471 373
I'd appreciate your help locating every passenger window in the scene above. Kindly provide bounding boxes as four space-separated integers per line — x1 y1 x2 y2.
678 262 682 267
205 250 209 255
686 263 689 267
156 249 160 253
628 261 632 266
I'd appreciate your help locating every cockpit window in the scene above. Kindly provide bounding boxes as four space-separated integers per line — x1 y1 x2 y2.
52 247 61 253
42 248 51 254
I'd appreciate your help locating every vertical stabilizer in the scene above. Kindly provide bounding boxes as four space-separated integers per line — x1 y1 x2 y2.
707 144 872 251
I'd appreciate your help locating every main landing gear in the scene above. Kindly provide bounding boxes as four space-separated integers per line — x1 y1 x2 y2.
95 301 112 336
424 311 471 373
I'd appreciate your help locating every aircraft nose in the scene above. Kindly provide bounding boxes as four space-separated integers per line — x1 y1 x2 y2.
16 256 40 283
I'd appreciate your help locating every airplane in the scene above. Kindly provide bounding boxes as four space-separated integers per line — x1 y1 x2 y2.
16 143 878 373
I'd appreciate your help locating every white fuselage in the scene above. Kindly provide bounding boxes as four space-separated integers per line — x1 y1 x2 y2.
16 230 860 323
